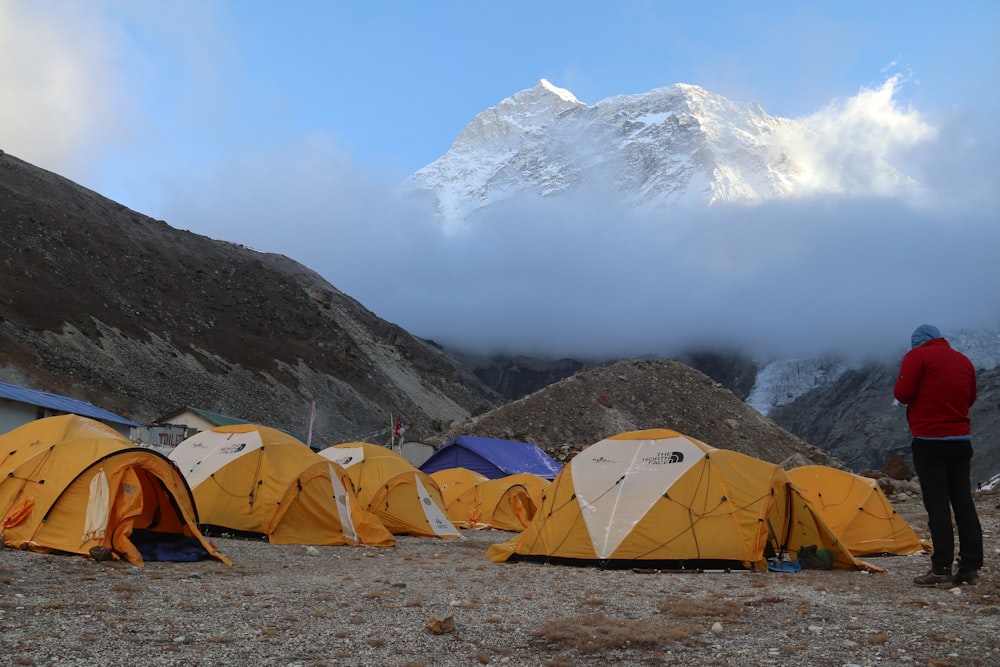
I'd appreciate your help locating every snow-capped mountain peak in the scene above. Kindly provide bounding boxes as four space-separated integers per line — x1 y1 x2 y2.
537 78 581 104
400 80 914 230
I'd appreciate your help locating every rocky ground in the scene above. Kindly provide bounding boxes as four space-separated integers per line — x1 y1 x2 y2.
0 494 996 667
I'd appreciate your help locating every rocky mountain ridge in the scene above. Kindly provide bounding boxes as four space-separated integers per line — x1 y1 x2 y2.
453 340 1000 483
432 357 835 470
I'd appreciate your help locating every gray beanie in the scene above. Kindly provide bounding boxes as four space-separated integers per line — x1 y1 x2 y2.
911 324 941 348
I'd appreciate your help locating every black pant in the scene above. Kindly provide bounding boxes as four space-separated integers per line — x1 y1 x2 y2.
911 438 983 571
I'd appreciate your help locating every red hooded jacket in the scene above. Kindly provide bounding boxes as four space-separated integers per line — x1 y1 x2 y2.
893 338 976 438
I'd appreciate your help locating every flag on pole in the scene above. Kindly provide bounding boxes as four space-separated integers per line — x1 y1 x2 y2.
394 415 409 441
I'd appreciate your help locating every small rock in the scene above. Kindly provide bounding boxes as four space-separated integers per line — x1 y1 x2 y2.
89 546 115 562
427 614 456 635
711 622 723 633
808 625 824 634
881 456 914 480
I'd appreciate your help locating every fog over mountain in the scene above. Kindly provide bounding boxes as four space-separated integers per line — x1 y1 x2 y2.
158 77 1000 365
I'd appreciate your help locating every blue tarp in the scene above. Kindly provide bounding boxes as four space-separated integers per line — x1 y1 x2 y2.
419 435 562 480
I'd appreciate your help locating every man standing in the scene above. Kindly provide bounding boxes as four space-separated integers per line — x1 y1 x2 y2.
894 324 982 587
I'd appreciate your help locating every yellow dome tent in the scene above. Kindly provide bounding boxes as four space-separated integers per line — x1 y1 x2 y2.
430 467 489 508
169 424 393 547
321 442 459 538
488 429 874 571
787 465 929 556
431 468 538 531
0 415 229 566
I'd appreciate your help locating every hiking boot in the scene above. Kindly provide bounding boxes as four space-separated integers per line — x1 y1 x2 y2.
913 569 954 587
954 568 980 585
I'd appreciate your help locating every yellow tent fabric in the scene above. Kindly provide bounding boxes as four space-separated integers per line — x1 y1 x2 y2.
488 428 875 571
498 472 551 513
431 469 537 531
321 443 459 538
430 467 489 508
471 476 536 531
787 465 929 556
0 415 229 566
169 424 394 547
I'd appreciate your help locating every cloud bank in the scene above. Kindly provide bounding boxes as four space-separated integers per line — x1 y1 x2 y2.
0 1 130 180
156 80 1000 364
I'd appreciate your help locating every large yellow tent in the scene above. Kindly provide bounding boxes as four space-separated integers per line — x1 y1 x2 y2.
430 468 538 531
321 442 459 538
169 425 394 547
787 465 929 556
0 415 229 566
488 429 874 571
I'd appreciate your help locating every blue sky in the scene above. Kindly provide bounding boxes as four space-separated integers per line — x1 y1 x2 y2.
2 0 999 361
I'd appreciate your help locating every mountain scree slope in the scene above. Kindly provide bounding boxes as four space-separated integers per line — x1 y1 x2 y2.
0 150 500 445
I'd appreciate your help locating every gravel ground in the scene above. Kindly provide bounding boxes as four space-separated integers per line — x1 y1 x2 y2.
0 495 996 667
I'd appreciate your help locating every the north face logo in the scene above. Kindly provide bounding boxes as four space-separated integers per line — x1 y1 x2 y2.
219 442 247 455
642 451 684 464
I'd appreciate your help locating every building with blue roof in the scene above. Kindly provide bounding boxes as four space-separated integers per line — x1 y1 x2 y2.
0 380 140 438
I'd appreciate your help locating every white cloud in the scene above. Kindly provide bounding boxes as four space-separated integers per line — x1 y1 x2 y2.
775 75 937 197
0 1 129 177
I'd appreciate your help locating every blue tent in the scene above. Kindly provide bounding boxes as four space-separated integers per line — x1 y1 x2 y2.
420 435 562 480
